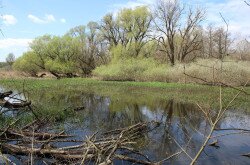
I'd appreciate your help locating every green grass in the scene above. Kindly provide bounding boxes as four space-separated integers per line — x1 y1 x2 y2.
0 78 249 128
0 78 249 110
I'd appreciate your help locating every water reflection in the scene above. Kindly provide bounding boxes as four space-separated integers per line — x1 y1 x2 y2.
45 92 249 165
1 87 250 165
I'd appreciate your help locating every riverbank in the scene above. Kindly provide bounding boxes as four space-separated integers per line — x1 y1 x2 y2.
0 78 249 110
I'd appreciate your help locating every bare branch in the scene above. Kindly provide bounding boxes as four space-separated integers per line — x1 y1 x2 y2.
245 0 250 6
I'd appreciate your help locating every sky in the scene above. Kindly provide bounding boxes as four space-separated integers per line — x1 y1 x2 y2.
0 0 249 61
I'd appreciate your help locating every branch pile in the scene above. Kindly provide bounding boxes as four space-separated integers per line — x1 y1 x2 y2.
0 121 159 164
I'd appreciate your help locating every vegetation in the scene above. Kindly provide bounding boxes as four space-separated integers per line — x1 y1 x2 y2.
5 53 15 67
11 0 249 86
0 78 249 110
0 62 8 69
94 58 250 85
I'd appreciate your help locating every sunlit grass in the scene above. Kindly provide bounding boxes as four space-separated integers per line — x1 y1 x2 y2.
0 78 249 109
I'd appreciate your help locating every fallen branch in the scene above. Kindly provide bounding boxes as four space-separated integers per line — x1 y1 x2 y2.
0 91 13 99
241 152 250 158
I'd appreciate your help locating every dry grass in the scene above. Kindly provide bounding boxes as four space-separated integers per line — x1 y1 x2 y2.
0 70 27 79
0 70 54 79
168 59 250 86
94 58 250 86
3 58 250 86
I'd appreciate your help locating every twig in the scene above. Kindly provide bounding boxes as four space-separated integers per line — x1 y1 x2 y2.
0 119 20 137
245 1 250 6
184 73 249 95
214 128 250 132
190 82 248 165
154 151 183 164
241 152 250 157
210 131 250 139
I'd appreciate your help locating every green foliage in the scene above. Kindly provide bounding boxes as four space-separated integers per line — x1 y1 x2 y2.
45 59 76 74
93 58 168 81
24 34 80 76
1 78 249 111
100 6 152 57
110 41 157 62
13 51 41 76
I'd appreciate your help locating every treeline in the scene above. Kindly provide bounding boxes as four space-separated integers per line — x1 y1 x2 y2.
14 0 250 80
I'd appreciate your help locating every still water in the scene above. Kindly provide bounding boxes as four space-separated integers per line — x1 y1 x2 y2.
1 87 250 165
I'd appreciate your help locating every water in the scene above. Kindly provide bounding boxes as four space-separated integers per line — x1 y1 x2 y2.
0 87 250 164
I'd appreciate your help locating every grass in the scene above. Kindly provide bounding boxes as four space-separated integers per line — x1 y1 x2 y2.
0 77 249 129
0 78 249 110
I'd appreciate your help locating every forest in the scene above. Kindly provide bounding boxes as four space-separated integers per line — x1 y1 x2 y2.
10 0 250 86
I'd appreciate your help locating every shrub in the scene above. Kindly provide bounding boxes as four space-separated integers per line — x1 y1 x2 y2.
93 58 168 82
94 58 250 86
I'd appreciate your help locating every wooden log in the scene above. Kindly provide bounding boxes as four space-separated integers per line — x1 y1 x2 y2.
0 91 13 99
3 101 31 109
0 129 72 140
1 143 89 160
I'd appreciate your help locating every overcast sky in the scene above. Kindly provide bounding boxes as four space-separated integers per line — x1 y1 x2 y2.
0 0 249 61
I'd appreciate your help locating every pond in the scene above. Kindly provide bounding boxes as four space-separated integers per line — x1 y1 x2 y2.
0 86 250 165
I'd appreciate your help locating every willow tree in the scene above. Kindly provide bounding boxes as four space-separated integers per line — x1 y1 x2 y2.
67 22 107 76
100 6 152 59
29 35 79 78
13 51 41 76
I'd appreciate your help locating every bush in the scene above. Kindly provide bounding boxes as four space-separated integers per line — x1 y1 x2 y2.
93 58 168 82
94 58 250 86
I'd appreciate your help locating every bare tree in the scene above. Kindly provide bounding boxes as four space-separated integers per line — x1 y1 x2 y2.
236 39 250 60
154 0 204 65
178 8 204 62
203 24 215 58
154 0 181 65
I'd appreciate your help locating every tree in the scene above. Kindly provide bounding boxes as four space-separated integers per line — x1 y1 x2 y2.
67 23 108 76
29 35 79 78
236 39 250 60
202 24 215 58
213 27 231 59
117 6 152 57
13 51 41 76
100 6 152 58
29 35 51 70
154 0 204 65
6 53 15 66
99 13 121 47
